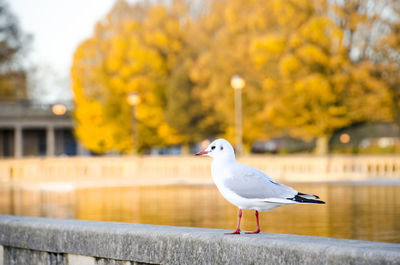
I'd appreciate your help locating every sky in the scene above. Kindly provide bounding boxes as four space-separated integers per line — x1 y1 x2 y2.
9 0 117 102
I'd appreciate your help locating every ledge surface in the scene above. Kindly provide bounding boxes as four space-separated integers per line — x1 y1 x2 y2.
0 215 399 265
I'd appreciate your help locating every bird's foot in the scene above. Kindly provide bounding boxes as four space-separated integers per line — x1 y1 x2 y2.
225 229 241 235
245 229 260 234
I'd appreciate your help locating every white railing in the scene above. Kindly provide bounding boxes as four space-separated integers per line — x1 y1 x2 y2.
0 155 399 186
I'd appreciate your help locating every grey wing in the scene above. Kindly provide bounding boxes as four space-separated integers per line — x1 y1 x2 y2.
223 163 297 200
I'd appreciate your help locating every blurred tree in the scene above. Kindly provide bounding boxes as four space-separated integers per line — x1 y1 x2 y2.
374 0 400 123
251 0 393 154
189 0 271 148
165 59 205 151
72 0 189 153
0 0 29 99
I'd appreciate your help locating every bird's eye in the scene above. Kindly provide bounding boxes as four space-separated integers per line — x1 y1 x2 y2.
220 146 223 150
211 146 216 150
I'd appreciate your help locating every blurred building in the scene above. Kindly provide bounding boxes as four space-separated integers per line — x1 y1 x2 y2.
251 137 315 154
0 100 85 158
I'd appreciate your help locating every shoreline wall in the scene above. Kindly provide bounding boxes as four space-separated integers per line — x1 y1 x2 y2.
0 215 399 265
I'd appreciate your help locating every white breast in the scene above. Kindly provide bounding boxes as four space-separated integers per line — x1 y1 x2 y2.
211 160 282 211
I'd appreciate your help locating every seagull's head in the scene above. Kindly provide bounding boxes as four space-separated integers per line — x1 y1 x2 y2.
195 139 236 161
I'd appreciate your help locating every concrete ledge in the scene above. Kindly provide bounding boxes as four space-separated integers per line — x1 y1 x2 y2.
0 215 399 265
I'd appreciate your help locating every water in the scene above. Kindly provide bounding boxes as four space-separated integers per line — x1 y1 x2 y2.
1 183 399 243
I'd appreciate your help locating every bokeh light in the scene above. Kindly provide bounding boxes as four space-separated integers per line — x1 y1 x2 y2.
340 133 351 144
52 104 67 115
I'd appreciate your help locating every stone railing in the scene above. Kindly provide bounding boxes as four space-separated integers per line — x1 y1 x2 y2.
244 155 400 182
0 155 400 187
0 215 399 265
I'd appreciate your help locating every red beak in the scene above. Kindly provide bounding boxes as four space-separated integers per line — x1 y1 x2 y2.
195 150 209 156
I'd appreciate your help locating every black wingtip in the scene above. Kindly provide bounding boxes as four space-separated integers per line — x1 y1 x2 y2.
289 195 325 204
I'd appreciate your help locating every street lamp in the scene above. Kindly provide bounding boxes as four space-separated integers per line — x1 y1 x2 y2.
52 104 67 116
127 92 140 154
230 75 245 156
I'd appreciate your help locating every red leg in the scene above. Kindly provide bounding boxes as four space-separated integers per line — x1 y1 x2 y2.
225 209 242 235
245 210 261 234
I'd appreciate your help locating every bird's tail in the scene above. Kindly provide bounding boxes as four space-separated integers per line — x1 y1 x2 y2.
289 192 325 204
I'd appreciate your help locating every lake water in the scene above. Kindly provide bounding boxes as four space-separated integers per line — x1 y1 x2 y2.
1 183 399 243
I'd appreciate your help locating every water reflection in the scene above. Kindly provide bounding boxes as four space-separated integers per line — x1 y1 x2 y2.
0 183 399 243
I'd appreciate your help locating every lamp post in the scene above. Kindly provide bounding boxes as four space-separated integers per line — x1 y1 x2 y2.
230 75 245 156
127 92 140 154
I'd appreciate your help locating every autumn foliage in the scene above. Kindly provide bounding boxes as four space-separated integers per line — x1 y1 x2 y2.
71 0 400 154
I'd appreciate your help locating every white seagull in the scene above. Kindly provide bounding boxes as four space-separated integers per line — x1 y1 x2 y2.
195 138 325 234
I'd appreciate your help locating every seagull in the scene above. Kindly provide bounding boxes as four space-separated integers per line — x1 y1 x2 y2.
195 138 325 234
